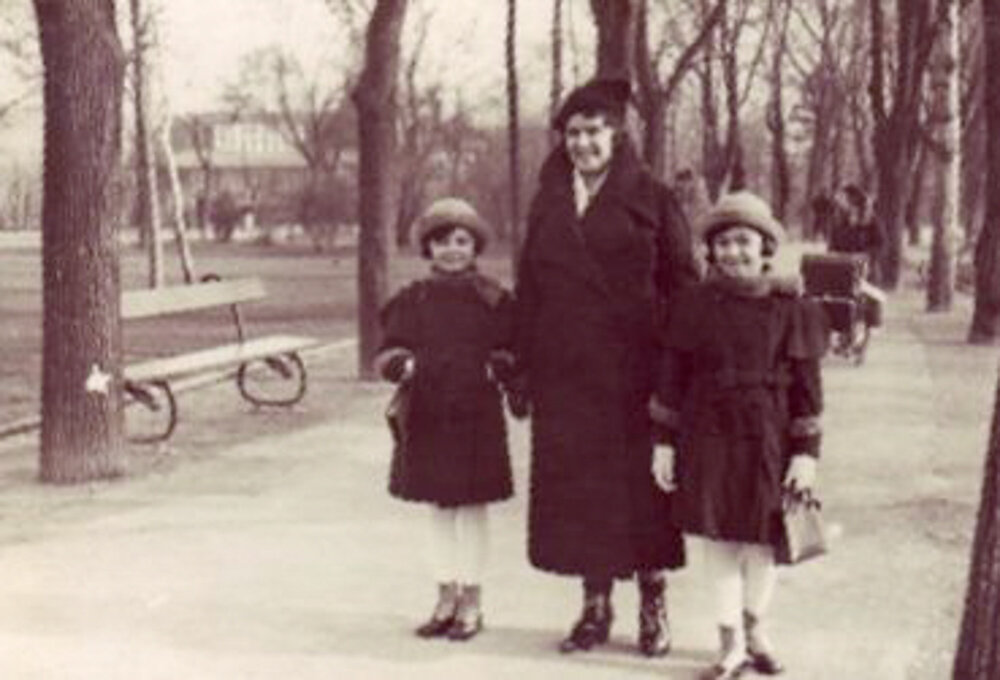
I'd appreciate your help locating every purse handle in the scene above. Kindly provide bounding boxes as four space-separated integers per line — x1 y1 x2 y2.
782 487 822 510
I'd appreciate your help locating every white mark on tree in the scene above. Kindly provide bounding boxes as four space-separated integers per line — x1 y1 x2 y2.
85 364 112 395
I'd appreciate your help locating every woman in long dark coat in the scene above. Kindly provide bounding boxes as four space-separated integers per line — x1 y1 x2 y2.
650 191 827 679
514 78 700 656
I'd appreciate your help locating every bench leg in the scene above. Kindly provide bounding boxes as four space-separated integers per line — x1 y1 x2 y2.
124 380 179 443
236 352 307 407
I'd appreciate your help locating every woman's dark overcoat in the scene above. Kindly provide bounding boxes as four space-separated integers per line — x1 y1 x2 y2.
654 278 827 545
515 142 700 577
379 272 514 507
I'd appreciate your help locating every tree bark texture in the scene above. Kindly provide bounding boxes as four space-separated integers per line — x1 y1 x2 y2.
952 364 1000 677
767 0 791 222
352 0 407 379
720 1 745 192
968 0 1000 343
927 0 959 312
550 0 563 125
129 0 163 288
34 0 126 483
589 0 636 79
506 0 522 267
870 0 937 289
160 115 196 283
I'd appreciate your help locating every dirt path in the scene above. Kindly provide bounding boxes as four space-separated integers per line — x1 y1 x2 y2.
0 284 992 679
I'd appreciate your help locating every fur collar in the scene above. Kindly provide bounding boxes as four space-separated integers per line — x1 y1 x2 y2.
706 271 803 298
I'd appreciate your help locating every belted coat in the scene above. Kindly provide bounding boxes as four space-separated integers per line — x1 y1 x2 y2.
653 276 827 545
515 141 700 577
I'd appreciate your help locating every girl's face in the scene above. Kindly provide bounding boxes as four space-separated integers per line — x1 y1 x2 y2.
710 225 766 279
428 226 477 273
564 112 616 177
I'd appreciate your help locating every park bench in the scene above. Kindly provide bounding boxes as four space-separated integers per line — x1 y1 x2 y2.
121 275 323 443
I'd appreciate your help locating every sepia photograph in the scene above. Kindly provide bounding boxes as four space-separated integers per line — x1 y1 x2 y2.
0 0 996 677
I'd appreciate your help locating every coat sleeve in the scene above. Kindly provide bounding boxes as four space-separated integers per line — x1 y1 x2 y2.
653 184 701 331
374 284 420 381
785 299 827 458
650 289 701 445
512 198 543 372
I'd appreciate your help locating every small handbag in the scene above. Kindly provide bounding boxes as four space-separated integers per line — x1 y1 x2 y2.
775 489 829 565
385 382 412 451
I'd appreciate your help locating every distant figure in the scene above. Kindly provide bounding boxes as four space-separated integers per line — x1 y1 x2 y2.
809 193 840 242
824 183 887 331
827 183 884 283
375 198 521 642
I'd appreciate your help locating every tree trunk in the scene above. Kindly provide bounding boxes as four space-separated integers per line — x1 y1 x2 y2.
968 0 1000 344
33 0 126 483
767 0 791 222
906 139 930 246
550 0 563 124
588 0 636 79
952 367 1000 675
720 0 745 192
927 0 959 312
353 0 407 379
699 1 725 202
870 0 936 289
129 0 162 288
507 0 522 267
161 115 196 283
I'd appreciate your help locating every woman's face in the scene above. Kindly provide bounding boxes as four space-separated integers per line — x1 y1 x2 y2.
710 225 766 279
428 226 477 273
564 112 616 177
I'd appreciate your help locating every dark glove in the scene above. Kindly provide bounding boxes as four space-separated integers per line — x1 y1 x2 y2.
487 350 518 386
382 352 414 383
505 385 531 419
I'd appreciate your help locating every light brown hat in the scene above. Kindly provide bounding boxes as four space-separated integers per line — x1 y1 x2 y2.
414 198 491 255
700 191 786 246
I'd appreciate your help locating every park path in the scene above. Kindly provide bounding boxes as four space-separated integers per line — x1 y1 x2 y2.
0 274 993 679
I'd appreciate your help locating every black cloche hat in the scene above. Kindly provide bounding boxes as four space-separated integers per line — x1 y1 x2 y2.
551 77 632 131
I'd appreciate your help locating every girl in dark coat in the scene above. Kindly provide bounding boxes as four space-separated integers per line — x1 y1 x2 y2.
376 198 516 642
515 78 700 656
650 191 827 679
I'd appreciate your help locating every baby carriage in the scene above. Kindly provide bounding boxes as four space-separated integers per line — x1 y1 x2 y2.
800 253 883 365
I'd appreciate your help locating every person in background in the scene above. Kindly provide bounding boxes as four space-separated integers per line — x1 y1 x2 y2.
650 191 827 679
827 183 884 284
514 77 700 656
375 198 518 642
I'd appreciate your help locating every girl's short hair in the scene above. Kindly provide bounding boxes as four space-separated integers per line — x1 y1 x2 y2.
704 223 778 266
419 224 485 259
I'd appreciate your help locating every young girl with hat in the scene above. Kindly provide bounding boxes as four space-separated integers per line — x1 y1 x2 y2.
649 191 828 678
375 197 518 642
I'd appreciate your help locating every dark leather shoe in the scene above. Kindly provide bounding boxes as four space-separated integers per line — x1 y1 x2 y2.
747 649 784 675
415 582 458 638
447 613 483 641
447 584 483 642
559 595 613 653
415 615 456 638
637 575 670 656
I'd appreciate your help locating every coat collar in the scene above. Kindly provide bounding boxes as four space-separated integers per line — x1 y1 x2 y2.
706 270 803 298
537 139 658 224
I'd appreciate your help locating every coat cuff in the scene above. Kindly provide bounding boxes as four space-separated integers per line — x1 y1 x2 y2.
788 415 822 457
374 347 414 382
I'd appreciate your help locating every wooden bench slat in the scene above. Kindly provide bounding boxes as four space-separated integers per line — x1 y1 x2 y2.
122 278 267 320
124 334 321 383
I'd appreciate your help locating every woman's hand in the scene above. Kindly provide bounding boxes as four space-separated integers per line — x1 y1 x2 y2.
783 454 817 493
651 445 677 493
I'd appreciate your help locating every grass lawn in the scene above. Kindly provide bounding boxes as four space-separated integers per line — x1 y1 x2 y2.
0 238 516 427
